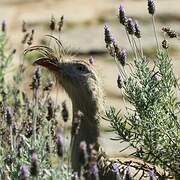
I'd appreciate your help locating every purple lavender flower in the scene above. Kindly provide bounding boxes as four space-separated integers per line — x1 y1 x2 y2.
61 101 69 122
31 66 41 90
22 33 29 44
134 20 141 38
30 152 38 177
104 25 113 46
22 20 27 32
58 15 64 32
19 165 29 180
162 27 177 39
27 29 35 46
17 143 22 158
71 117 80 135
111 37 116 44
1 20 6 32
5 106 13 126
124 166 132 180
148 0 155 15
119 5 127 25
148 168 157 180
32 152 38 161
89 56 94 65
89 162 99 176
46 99 54 121
112 40 127 66
118 48 127 66
79 141 88 165
50 16 55 31
12 122 16 135
117 75 123 89
112 162 121 180
162 39 168 49
154 73 162 81
84 161 99 180
112 162 120 173
113 40 120 55
56 129 64 157
126 18 135 35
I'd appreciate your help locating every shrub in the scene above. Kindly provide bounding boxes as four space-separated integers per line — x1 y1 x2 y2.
0 21 72 180
104 1 180 179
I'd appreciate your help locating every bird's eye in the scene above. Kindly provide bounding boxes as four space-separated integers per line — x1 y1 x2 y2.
76 64 87 72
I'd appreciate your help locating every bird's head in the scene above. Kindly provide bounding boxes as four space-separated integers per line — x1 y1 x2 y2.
26 45 104 115
33 57 99 96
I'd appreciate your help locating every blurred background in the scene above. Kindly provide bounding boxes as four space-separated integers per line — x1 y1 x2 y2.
0 0 180 156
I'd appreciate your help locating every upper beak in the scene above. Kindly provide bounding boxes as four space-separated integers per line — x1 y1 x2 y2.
33 57 60 72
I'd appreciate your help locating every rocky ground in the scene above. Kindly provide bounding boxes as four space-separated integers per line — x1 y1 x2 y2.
0 0 180 156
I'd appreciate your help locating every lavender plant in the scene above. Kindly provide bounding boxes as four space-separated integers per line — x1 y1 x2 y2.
0 20 72 180
104 1 180 179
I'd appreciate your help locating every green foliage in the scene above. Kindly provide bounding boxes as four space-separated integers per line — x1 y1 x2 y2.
105 3 180 178
106 50 180 176
0 33 14 89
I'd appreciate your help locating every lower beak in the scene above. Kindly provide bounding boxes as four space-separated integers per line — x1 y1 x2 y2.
33 57 59 72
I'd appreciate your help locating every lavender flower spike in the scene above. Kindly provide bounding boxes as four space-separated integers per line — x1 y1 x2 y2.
104 25 113 46
148 168 157 180
1 20 6 32
117 75 123 89
89 56 94 65
148 0 155 15
12 122 16 135
30 152 38 177
118 48 127 67
58 15 64 32
56 129 64 157
126 18 135 35
6 106 13 126
89 162 99 176
50 16 55 31
113 40 120 58
112 162 120 173
79 141 88 165
19 165 29 180
61 101 69 122
119 5 127 25
134 20 141 38
112 162 121 180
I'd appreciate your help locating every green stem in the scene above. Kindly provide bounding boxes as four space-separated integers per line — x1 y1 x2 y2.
125 30 137 59
32 89 38 148
138 38 144 58
113 56 126 80
48 121 52 154
131 36 139 60
152 15 159 50
10 126 14 151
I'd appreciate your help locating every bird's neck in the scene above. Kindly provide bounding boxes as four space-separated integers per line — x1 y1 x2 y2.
72 96 100 144
71 91 101 172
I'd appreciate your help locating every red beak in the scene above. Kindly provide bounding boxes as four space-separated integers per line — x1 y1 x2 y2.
33 57 59 72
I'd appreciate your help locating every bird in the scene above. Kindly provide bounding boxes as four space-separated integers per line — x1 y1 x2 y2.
25 42 105 174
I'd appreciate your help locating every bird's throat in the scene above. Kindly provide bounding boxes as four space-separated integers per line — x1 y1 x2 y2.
71 95 100 172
